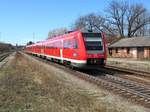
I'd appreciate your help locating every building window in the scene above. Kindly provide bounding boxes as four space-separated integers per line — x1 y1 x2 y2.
127 48 130 54
109 48 112 56
115 48 118 53
149 48 150 57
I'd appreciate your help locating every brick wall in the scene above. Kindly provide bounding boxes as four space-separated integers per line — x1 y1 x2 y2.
144 48 150 58
111 48 137 58
110 47 150 59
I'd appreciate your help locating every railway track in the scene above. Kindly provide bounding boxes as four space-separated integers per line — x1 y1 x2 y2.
75 71 150 108
0 52 12 68
104 65 150 78
24 52 150 108
0 53 10 62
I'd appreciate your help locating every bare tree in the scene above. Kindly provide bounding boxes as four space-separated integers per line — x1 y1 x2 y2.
106 0 150 37
72 13 105 32
127 4 150 37
47 28 68 39
106 0 128 37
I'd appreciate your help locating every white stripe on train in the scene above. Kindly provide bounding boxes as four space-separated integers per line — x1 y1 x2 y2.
27 51 87 64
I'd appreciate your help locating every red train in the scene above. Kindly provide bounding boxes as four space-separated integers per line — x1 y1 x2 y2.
25 30 107 68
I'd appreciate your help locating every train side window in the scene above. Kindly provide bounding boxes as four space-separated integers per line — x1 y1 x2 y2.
60 41 62 49
51 43 53 48
47 45 50 49
63 41 65 48
68 40 71 49
50 43 53 48
55 42 58 48
46 44 48 49
73 38 77 49
57 41 59 48
63 40 67 49
53 43 55 48
48 43 51 49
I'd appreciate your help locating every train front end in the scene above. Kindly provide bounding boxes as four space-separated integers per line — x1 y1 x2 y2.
82 32 107 67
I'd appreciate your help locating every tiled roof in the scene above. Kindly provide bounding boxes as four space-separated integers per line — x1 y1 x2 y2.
109 37 150 48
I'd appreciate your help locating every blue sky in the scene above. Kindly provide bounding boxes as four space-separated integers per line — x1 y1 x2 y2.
0 0 149 45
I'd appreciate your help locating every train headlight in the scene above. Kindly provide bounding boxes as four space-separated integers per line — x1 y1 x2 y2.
73 52 78 57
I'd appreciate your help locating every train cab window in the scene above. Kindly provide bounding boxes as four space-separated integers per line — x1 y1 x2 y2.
73 38 77 49
82 33 103 50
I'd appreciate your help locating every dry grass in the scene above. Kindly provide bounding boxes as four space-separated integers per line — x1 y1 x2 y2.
107 58 150 72
0 52 149 112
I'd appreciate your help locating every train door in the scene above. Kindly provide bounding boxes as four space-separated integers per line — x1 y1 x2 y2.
60 40 63 62
41 46 44 55
137 47 144 59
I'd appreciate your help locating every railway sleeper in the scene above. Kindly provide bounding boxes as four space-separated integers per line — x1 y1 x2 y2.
134 88 148 91
138 97 145 101
128 86 141 89
146 93 150 95
118 90 126 94
130 95 138 98
140 90 150 93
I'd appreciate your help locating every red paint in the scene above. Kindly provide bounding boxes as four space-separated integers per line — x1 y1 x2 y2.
87 54 104 58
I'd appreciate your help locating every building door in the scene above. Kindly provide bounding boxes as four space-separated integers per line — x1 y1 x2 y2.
149 48 150 57
137 47 144 58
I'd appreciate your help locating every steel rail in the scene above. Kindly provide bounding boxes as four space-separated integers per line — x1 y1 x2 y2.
105 65 150 78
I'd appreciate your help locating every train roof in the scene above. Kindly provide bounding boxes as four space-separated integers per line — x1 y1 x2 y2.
26 30 103 47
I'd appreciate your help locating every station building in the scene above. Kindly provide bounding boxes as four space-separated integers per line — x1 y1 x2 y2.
0 42 13 52
108 37 150 59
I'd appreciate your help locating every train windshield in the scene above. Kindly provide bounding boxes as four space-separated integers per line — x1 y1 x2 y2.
82 33 103 50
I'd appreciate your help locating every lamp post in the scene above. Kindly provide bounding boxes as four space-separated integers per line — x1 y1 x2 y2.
33 33 35 43
0 32 1 42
